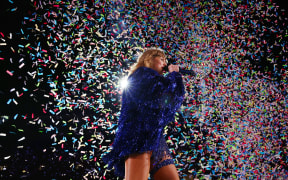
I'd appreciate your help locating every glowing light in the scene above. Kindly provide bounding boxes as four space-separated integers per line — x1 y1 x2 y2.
119 76 129 89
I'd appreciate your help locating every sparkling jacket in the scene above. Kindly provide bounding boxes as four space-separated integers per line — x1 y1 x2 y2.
102 66 185 177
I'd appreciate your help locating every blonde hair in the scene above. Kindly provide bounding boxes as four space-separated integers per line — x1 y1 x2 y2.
129 47 166 76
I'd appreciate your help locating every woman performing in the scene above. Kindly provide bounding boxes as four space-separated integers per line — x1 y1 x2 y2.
103 48 185 180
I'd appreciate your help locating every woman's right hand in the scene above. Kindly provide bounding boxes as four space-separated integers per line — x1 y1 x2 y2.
168 64 179 73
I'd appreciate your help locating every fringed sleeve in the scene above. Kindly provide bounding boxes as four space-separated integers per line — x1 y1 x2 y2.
102 67 185 177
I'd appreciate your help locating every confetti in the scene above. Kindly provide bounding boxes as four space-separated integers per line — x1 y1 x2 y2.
0 0 287 179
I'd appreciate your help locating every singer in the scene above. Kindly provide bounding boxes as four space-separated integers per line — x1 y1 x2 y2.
103 48 185 180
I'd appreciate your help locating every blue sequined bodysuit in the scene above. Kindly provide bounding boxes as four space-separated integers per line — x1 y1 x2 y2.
102 67 185 177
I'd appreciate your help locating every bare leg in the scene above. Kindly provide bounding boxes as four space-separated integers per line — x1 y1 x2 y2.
125 152 152 180
153 164 179 180
151 153 179 180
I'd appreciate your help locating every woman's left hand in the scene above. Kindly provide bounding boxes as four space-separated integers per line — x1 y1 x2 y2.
168 64 179 73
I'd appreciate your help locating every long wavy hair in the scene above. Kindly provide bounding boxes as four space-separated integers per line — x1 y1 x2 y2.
129 48 166 76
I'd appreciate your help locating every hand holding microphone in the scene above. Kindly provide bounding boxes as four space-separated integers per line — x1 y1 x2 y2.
167 64 179 73
164 64 196 76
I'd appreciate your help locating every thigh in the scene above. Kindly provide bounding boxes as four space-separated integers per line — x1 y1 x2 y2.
125 152 152 180
153 163 179 180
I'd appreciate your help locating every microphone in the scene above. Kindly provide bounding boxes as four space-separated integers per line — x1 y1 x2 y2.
164 65 196 76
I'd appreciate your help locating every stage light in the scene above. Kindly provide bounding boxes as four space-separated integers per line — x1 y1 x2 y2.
119 76 129 89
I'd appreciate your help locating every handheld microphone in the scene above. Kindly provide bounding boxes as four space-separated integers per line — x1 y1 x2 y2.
164 65 196 76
